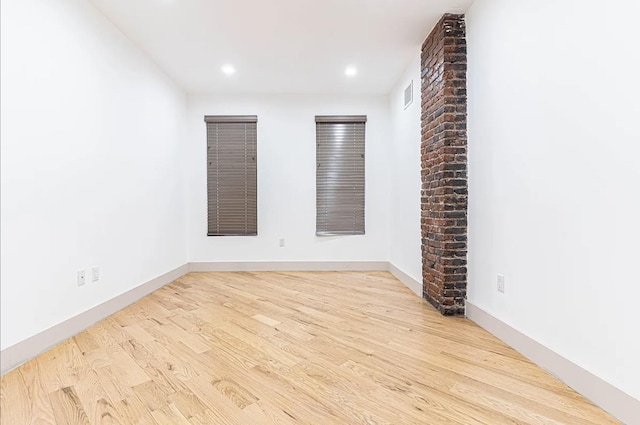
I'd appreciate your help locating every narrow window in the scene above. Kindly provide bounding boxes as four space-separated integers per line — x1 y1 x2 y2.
315 115 366 235
204 115 257 236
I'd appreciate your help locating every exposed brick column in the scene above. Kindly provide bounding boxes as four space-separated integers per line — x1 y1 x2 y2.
421 14 468 316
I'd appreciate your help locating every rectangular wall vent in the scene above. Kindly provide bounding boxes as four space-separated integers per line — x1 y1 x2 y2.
404 80 413 109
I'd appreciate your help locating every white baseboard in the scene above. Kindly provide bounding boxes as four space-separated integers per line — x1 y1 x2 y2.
388 263 422 297
465 301 640 425
189 261 389 272
0 263 189 376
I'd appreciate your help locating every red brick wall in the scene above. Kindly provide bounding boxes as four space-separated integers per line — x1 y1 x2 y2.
421 14 468 316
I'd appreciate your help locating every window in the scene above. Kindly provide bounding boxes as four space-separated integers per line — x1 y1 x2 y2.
204 115 257 236
315 115 366 235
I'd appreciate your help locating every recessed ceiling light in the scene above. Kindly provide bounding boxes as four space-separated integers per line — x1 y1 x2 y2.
221 65 236 75
345 66 357 77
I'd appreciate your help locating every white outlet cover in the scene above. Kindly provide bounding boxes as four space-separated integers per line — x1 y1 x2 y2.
279 238 285 247
91 267 99 282
77 269 86 286
497 274 505 293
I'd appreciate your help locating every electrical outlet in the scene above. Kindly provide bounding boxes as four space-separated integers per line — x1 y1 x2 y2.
91 266 100 282
77 269 86 286
279 238 285 247
497 274 505 293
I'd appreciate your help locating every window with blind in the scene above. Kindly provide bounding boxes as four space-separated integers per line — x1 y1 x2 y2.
315 115 366 235
205 115 257 236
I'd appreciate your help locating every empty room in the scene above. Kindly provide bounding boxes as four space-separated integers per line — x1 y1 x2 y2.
1 0 639 423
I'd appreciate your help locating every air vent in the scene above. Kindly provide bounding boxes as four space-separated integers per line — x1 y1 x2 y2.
404 80 413 109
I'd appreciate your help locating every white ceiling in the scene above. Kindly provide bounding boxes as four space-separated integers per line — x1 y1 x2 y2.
89 0 473 95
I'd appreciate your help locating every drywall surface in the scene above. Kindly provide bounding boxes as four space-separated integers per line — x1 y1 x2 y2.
466 0 640 400
389 53 422 286
186 94 391 262
0 0 188 349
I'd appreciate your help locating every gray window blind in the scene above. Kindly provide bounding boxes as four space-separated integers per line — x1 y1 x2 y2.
316 115 366 236
205 115 257 236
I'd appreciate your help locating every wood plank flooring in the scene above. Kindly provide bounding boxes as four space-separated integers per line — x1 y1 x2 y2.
0 271 620 424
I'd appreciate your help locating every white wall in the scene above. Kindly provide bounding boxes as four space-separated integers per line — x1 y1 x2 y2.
466 0 640 400
389 53 423 285
0 0 187 350
186 95 390 262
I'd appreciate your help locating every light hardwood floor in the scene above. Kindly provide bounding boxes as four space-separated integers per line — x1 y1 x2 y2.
0 271 620 424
